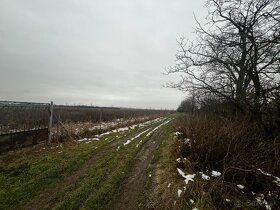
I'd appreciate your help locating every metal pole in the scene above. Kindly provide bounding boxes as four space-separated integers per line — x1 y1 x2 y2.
48 101 53 144
99 110 102 130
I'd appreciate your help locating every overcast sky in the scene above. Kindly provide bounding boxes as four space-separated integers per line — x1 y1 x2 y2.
0 0 207 109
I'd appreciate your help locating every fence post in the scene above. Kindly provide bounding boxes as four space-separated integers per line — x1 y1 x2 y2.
99 109 102 130
48 101 54 144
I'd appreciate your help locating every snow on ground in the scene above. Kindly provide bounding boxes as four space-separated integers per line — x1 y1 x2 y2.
77 137 100 143
175 131 183 136
237 184 245 189
258 168 280 187
255 194 271 210
177 189 182 198
123 140 131 146
146 119 171 137
177 168 196 184
200 172 210 180
77 117 163 144
211 170 222 177
122 127 152 147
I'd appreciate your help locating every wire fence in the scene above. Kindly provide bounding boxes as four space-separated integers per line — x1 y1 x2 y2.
0 100 170 152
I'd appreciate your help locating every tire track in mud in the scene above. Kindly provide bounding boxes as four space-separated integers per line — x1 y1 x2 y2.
110 119 172 210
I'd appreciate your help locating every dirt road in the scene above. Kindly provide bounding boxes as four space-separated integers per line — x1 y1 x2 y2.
110 121 170 209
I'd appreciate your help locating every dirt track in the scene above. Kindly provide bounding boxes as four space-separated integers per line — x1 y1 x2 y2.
110 127 166 209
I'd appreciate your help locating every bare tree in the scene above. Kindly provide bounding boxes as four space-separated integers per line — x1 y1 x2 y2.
168 0 280 132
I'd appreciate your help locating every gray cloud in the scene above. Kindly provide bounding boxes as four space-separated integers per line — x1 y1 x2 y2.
0 0 207 109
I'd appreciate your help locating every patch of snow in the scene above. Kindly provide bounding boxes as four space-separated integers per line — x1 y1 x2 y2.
184 138 191 145
149 174 152 177
225 198 231 202
123 127 151 147
190 199 194 204
176 158 181 163
211 171 221 177
168 183 171 188
175 131 183 136
258 168 280 187
177 168 196 184
200 172 210 180
123 140 131 146
237 184 245 189
273 176 280 187
255 194 271 210
193 208 198 210
177 189 182 198
146 119 171 137
58 151 62 153
258 168 272 176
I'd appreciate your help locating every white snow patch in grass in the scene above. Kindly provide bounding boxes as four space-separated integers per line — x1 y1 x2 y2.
193 208 198 210
200 172 210 180
177 189 182 198
256 194 271 210
58 151 63 153
176 158 181 163
258 168 272 176
211 171 221 177
168 183 171 188
184 138 191 145
123 140 131 146
273 176 280 187
225 198 231 202
123 127 151 147
237 184 245 189
258 168 280 187
190 199 194 204
177 168 196 184
146 119 171 137
175 131 183 136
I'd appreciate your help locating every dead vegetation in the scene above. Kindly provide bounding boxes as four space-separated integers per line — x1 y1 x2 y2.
172 113 280 209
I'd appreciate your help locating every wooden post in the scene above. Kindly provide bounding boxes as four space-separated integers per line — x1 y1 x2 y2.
48 101 53 144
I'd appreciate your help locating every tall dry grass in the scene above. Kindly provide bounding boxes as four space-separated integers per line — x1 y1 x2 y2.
173 113 280 209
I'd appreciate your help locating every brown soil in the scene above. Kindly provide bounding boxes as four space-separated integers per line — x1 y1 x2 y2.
110 129 166 210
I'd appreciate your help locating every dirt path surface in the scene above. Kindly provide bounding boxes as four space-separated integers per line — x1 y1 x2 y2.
110 126 168 210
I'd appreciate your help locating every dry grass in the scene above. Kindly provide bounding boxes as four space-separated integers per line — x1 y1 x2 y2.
172 113 280 209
